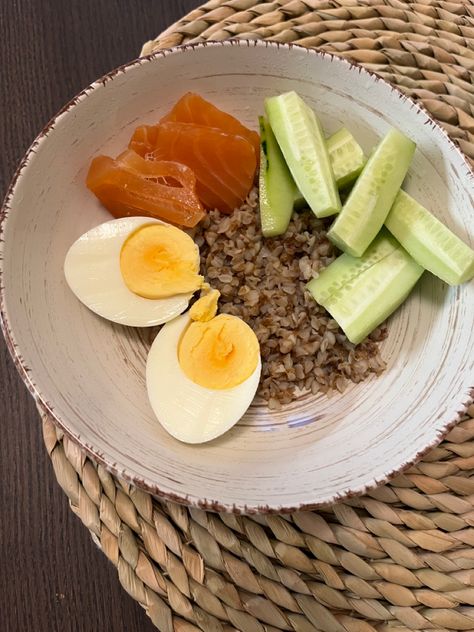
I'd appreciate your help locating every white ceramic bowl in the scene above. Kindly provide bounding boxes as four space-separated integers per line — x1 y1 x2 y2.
1 41 473 512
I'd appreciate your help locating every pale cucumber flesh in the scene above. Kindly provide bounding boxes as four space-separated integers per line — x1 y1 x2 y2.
306 229 399 304
258 116 297 237
265 91 341 218
385 190 474 285
328 128 416 257
294 127 366 207
327 127 366 188
307 231 424 344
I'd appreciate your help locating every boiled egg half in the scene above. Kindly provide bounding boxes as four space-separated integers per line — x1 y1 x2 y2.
146 291 261 443
64 216 203 326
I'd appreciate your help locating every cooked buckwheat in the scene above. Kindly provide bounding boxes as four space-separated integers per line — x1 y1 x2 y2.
193 188 386 405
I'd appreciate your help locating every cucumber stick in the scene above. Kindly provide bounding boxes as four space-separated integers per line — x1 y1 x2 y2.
307 230 399 304
328 127 366 188
258 116 297 237
328 128 416 257
265 91 341 218
307 230 424 344
294 127 366 207
385 190 474 285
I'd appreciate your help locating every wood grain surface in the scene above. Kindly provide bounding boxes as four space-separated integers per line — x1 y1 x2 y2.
0 2 201 630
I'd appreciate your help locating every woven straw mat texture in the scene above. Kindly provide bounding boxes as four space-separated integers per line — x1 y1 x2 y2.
43 1 474 631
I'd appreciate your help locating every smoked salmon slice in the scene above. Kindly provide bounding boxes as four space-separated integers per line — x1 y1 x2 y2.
89 94 258 220
141 122 257 213
126 125 159 159
86 151 205 227
161 92 260 163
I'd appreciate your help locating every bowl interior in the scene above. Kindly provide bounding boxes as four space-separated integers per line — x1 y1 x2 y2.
1 41 473 512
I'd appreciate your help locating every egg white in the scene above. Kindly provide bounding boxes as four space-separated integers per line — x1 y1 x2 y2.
64 217 194 327
146 314 261 443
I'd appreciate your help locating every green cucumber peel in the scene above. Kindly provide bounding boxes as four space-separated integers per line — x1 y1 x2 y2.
258 115 297 237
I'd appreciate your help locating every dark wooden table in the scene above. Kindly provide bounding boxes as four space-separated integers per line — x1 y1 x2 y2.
0 2 201 630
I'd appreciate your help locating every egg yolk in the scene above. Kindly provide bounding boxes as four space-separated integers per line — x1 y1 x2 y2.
189 289 220 322
120 223 203 299
178 314 259 390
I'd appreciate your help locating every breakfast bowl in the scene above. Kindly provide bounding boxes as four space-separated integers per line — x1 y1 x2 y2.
1 40 473 513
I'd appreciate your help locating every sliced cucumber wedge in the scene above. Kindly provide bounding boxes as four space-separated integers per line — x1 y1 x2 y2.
328 127 366 188
294 127 366 207
258 116 297 237
307 229 399 304
307 230 424 344
385 190 474 285
327 128 416 257
265 91 341 218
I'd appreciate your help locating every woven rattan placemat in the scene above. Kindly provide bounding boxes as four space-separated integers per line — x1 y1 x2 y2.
43 1 474 630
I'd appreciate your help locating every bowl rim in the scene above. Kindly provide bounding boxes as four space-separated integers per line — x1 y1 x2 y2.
1 38 473 514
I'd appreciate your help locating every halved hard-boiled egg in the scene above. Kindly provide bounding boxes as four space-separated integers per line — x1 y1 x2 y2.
64 216 203 326
146 292 261 443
